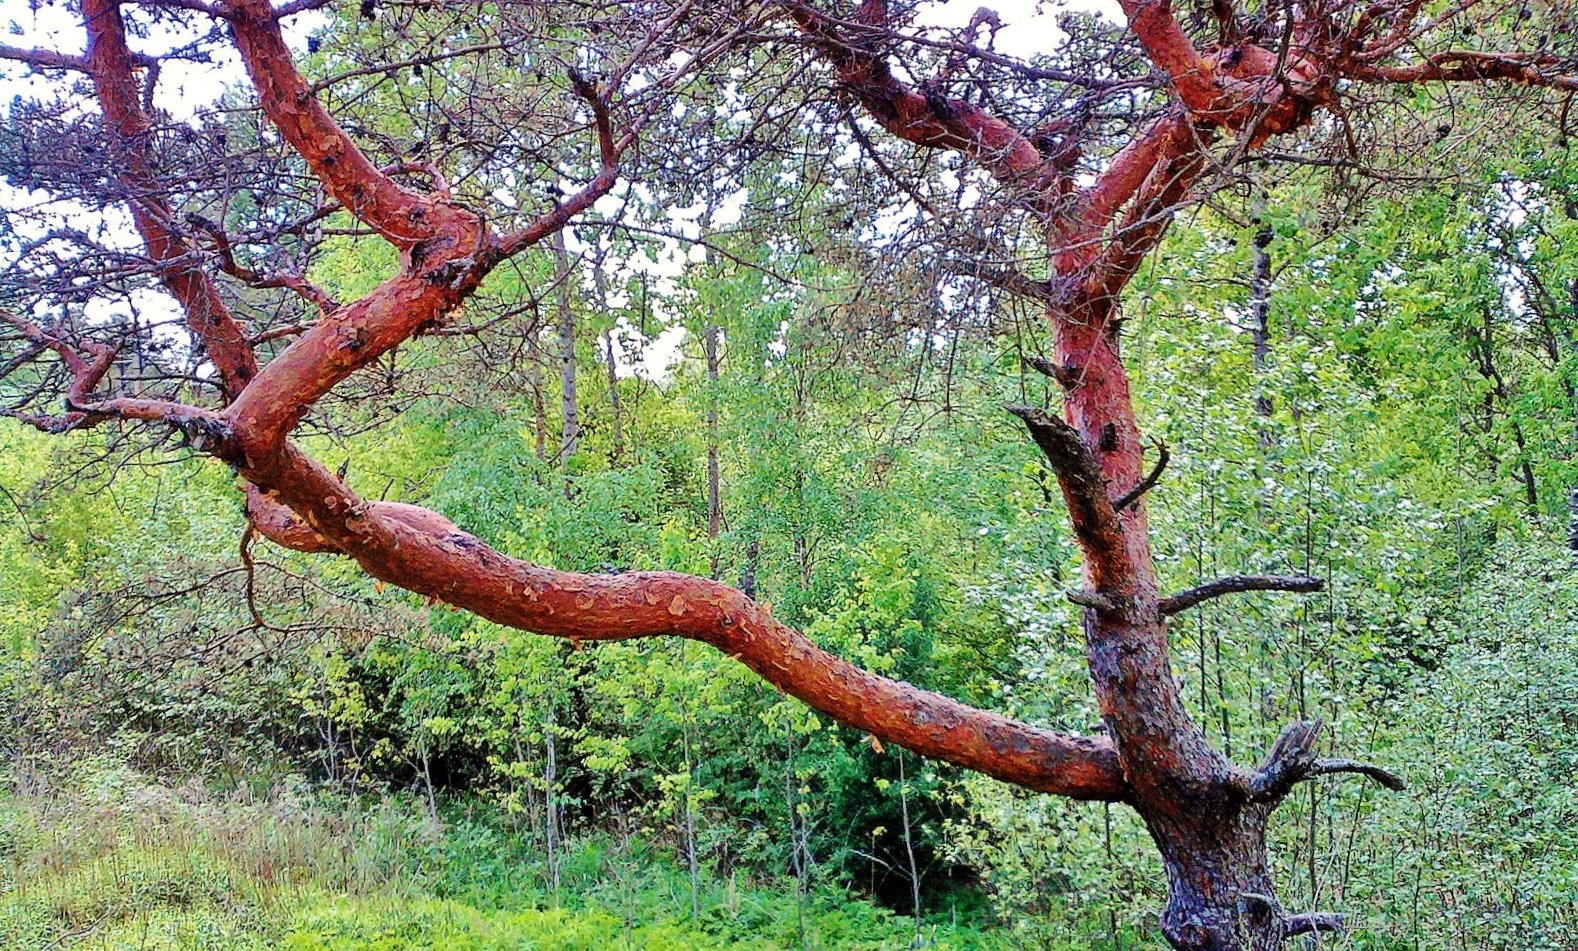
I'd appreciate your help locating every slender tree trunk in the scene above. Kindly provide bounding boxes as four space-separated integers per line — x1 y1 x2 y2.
590 262 625 464
704 323 722 542
1559 201 1578 551
1566 217 1578 551
1249 223 1274 440
604 329 624 463
545 707 561 898
527 312 548 463
420 740 438 819
678 648 701 920
551 231 579 489
897 750 923 947
784 723 812 951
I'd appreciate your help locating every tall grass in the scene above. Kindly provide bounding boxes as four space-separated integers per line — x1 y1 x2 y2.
0 757 1063 950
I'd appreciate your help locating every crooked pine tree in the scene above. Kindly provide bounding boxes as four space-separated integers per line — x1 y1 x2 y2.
3 1 1574 947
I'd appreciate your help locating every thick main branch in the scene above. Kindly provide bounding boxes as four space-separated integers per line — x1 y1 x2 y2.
226 0 474 249
234 441 1129 802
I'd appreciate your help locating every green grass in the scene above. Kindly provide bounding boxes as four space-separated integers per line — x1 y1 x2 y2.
1 760 1092 950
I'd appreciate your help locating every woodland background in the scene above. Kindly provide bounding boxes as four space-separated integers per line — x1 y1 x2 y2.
2 2 1578 949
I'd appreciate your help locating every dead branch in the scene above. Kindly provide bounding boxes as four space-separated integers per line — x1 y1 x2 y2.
1159 574 1325 616
1113 438 1169 511
1238 719 1406 803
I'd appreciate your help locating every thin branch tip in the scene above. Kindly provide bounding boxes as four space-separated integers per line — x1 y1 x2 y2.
1310 757 1407 792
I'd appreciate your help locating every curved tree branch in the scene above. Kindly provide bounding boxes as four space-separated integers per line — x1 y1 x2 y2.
226 0 480 250
1159 574 1325 616
1307 757 1406 792
1115 0 1225 117
1006 404 1132 586
52 0 1136 805
1283 911 1345 937
1082 131 1212 306
1061 112 1197 256
492 67 624 259
1237 719 1405 804
1114 438 1169 511
231 440 1131 802
1 310 122 433
783 1 1069 215
0 43 88 71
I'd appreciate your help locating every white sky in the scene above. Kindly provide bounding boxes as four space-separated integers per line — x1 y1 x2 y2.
918 0 1122 50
